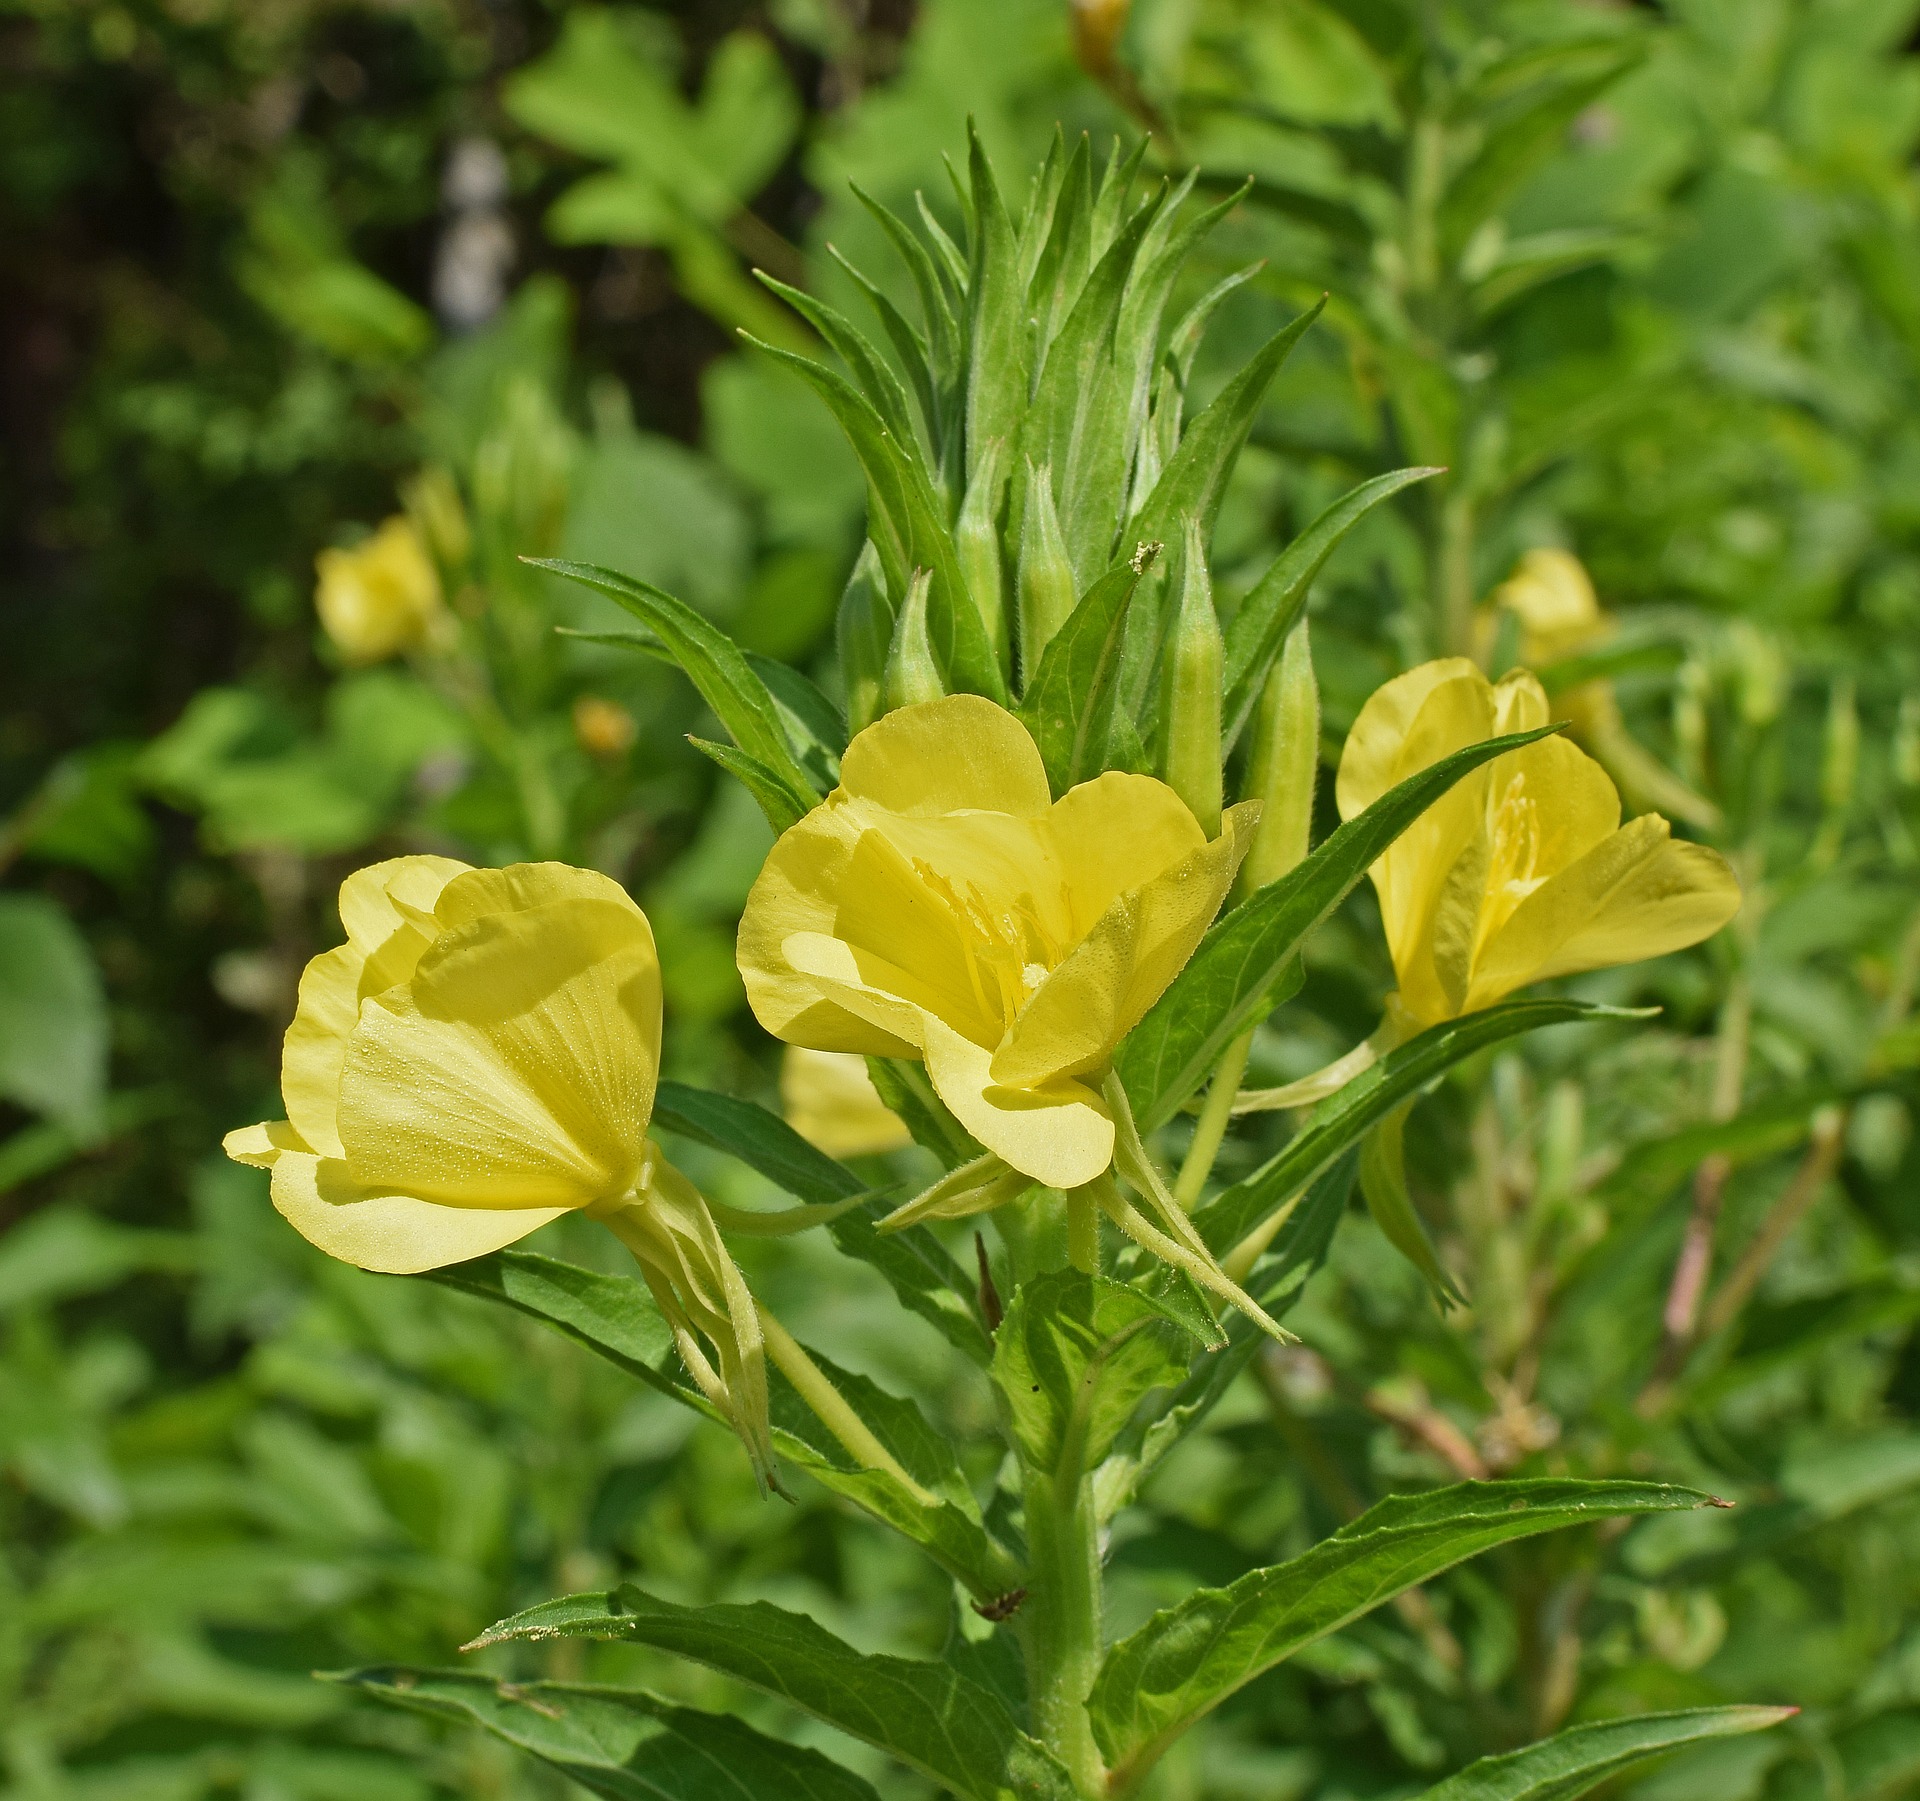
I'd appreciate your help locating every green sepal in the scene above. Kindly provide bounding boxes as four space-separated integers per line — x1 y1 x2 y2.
687 735 810 832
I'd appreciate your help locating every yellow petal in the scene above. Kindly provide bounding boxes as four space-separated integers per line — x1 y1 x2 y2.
1492 549 1607 664
1041 772 1207 933
338 854 471 952
280 944 364 1158
1468 814 1742 1008
223 1119 310 1167
337 895 660 1209
921 1013 1114 1188
837 693 1052 817
1335 658 1490 818
780 1047 911 1158
434 860 637 930
270 1148 565 1272
991 802 1253 1089
1491 667 1550 735
737 796 916 1054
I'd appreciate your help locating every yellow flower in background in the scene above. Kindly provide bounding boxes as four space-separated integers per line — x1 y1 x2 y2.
1484 548 1719 830
224 855 770 1478
315 517 445 665
738 696 1254 1189
1337 659 1741 1029
781 1047 911 1158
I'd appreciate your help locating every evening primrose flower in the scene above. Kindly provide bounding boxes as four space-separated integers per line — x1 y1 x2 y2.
315 517 445 665
1337 658 1741 1029
781 1048 911 1159
737 695 1255 1191
1484 549 1718 829
223 855 771 1480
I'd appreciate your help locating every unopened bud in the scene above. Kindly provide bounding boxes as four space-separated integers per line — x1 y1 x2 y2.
1239 617 1318 893
1822 676 1859 817
1017 460 1077 682
401 465 471 580
885 568 946 712
838 542 893 735
957 438 1009 675
1673 660 1710 788
1162 518 1223 836
1727 621 1786 728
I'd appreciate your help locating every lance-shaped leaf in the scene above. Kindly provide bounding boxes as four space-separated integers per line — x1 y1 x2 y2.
688 737 809 832
1193 998 1644 1259
851 183 960 392
753 341 1004 703
992 1270 1199 1479
1089 1479 1719 1790
1016 546 1158 794
421 1248 1013 1594
1119 723 1562 1129
534 559 820 805
651 1081 990 1362
469 1587 1077 1801
757 273 922 456
964 125 1030 492
1116 299 1326 716
1221 466 1444 750
337 1666 885 1801
1416 1706 1795 1801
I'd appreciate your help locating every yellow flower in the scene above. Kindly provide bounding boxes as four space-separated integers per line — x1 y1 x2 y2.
738 695 1254 1189
315 517 444 665
1336 659 1741 1028
1485 548 1608 667
224 855 770 1477
781 1047 911 1158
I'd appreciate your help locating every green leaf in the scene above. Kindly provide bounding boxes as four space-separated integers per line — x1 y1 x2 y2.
747 652 848 756
687 737 809 832
964 125 1031 493
828 1199 994 1366
1120 722 1560 1129
868 1055 982 1168
1089 1479 1720 1788
991 1271 1198 1479
339 1666 885 1801
1221 466 1443 750
652 1080 864 1205
423 1246 1011 1592
421 1250 680 1397
1359 1097 1459 1302
532 559 820 803
757 273 923 457
469 1586 1077 1801
1193 999 1643 1259
753 343 1005 703
851 183 961 393
1016 548 1158 793
1416 1707 1796 1801
0 894 108 1132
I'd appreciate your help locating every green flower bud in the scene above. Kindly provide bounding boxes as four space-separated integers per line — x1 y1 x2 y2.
957 437 1009 676
884 568 946 712
1017 460 1077 684
837 542 893 735
1822 676 1859 817
1239 616 1319 893
1161 517 1223 837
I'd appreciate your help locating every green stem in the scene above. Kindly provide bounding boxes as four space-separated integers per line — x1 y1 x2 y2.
1021 1464 1107 1797
1066 1186 1099 1274
1173 1027 1254 1209
755 1305 933 1503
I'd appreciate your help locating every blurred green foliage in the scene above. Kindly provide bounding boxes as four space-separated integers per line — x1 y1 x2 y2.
2 0 1918 1797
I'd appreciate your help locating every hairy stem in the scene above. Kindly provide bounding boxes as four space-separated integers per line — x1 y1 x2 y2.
1066 1185 1099 1274
1021 1464 1107 1797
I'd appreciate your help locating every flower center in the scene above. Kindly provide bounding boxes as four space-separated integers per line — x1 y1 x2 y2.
913 860 1068 1035
1482 771 1550 943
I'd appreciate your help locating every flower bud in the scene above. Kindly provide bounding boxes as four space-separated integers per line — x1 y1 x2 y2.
884 568 946 712
1016 460 1077 681
573 695 637 760
1161 518 1223 836
1239 617 1318 893
956 437 1009 675
837 541 894 735
401 465 471 582
315 517 444 665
